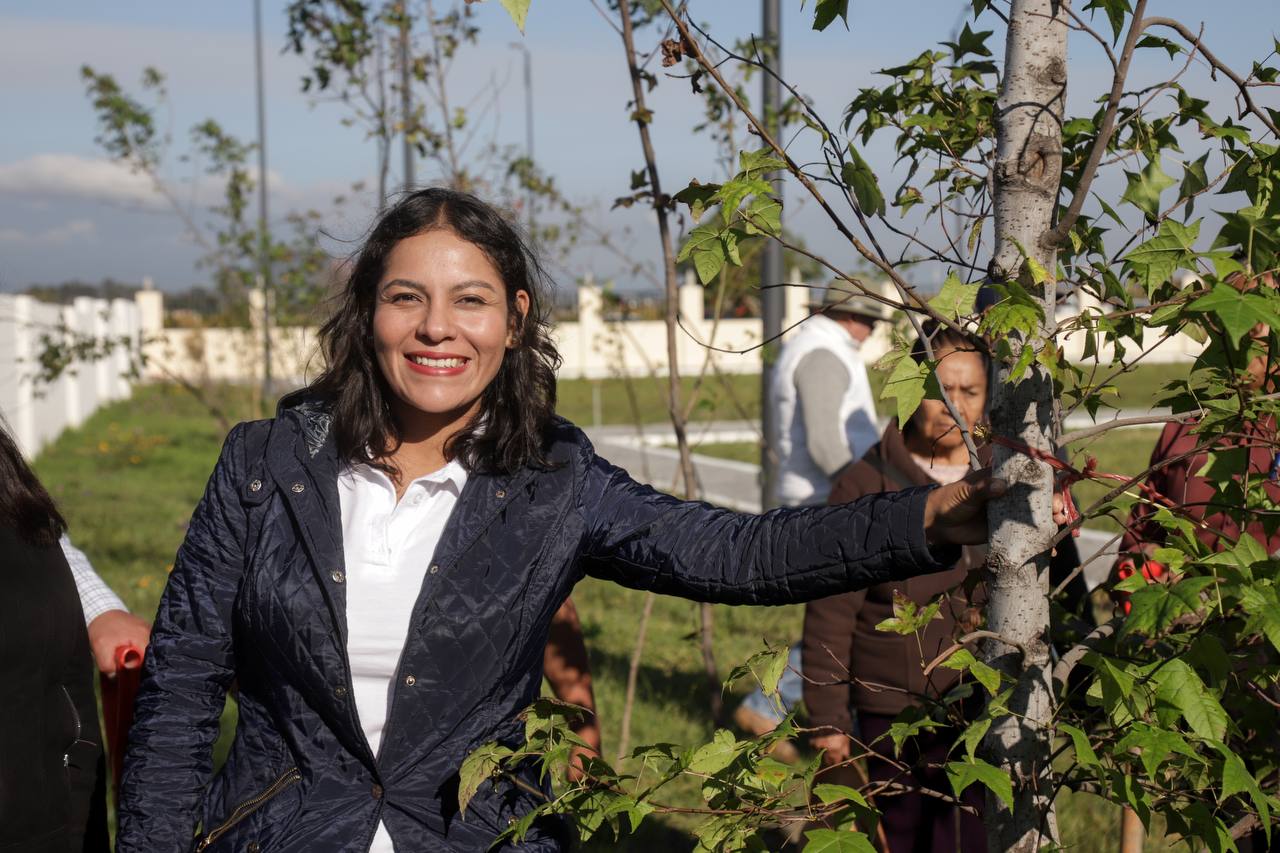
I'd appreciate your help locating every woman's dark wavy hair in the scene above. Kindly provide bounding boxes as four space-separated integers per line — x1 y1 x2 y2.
0 417 66 547
308 188 562 475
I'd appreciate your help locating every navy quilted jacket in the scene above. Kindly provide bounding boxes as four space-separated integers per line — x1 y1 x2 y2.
117 398 955 852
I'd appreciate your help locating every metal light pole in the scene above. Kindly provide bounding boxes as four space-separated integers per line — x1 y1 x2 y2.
760 0 784 509
510 42 535 234
252 0 273 401
400 12 415 191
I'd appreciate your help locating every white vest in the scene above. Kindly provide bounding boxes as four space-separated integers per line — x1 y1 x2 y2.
769 314 880 506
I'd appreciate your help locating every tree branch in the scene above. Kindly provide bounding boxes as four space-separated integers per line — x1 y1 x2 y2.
1143 16 1280 138
1045 0 1149 246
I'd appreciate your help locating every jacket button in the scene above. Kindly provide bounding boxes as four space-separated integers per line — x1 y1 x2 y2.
247 843 261 853
371 783 384 800
403 674 416 686
248 479 262 492
495 489 506 499
291 482 305 493
507 816 517 827
330 570 345 583
428 564 439 574
334 685 347 699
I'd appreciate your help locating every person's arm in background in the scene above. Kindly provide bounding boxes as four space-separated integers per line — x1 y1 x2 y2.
794 350 855 480
543 597 600 781
62 534 151 675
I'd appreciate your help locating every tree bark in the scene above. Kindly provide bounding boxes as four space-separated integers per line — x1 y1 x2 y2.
982 1 1069 849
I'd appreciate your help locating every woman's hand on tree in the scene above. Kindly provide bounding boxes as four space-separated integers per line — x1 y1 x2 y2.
923 469 1008 546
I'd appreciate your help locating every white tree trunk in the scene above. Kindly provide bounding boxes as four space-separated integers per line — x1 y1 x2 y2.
983 1 1069 849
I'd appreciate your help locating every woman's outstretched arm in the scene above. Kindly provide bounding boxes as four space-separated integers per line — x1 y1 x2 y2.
577 453 1001 605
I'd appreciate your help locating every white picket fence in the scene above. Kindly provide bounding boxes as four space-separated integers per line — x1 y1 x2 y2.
0 293 141 457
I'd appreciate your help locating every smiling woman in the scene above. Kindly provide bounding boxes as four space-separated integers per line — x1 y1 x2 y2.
310 190 560 481
115 187 1004 853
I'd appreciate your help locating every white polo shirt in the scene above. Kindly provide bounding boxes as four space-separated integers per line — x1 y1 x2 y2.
337 458 468 853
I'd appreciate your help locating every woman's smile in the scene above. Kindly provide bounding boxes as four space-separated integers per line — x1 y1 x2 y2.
403 351 470 375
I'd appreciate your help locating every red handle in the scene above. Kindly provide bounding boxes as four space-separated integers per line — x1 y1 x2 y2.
115 643 144 671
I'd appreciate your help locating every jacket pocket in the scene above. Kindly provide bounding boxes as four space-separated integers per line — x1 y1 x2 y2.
194 767 301 852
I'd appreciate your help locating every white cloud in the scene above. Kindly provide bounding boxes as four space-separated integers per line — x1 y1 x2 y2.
0 152 301 214
0 218 98 246
0 154 164 208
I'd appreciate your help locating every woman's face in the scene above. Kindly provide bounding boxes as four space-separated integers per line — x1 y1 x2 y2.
909 345 987 453
372 228 529 434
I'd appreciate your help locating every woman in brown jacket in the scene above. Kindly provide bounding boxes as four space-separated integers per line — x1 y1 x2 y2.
802 325 989 852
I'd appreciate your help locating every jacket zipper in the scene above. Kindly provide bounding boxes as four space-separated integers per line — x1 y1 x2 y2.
194 767 301 852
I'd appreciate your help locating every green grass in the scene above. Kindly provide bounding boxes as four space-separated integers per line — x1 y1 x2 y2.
35 383 1171 849
555 373 760 426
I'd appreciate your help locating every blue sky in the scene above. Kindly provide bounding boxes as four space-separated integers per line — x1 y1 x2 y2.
0 0 1275 293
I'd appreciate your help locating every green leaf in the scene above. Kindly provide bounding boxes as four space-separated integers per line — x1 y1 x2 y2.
946 758 1014 809
810 0 850 32
457 741 513 815
1239 585 1280 653
885 705 942 755
1115 723 1200 781
1121 576 1216 638
1187 282 1280 345
880 354 930 427
678 224 727 285
1216 742 1272 834
1123 218 1200 294
802 829 876 853
943 23 993 61
1121 158 1177 220
1179 153 1210 218
687 728 744 774
929 272 980 320
1152 659 1229 740
673 182 722 221
742 193 782 236
958 716 992 760
812 784 869 807
938 648 1002 695
498 0 531 32
1083 0 1132 42
841 145 885 217
739 148 787 177
1059 723 1100 768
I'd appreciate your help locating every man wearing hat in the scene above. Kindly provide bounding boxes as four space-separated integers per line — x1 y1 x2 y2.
770 278 892 507
733 278 893 747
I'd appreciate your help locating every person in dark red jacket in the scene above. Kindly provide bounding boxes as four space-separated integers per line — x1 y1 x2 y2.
118 189 1005 853
1115 271 1280 584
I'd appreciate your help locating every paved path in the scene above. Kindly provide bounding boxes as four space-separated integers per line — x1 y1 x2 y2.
585 410 1168 590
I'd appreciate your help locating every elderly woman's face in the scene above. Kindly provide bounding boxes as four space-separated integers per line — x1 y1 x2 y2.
909 346 987 453
372 229 529 429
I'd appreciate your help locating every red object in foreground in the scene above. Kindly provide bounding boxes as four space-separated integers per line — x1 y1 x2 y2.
101 644 144 803
1114 558 1168 615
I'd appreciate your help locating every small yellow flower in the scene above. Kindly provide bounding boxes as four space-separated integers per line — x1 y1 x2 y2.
98 441 110 453
129 455 142 464
137 576 153 589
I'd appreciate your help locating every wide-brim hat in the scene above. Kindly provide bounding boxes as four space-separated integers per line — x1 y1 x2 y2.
809 279 895 322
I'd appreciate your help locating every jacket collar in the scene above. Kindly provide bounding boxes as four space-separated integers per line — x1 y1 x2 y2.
265 395 538 641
